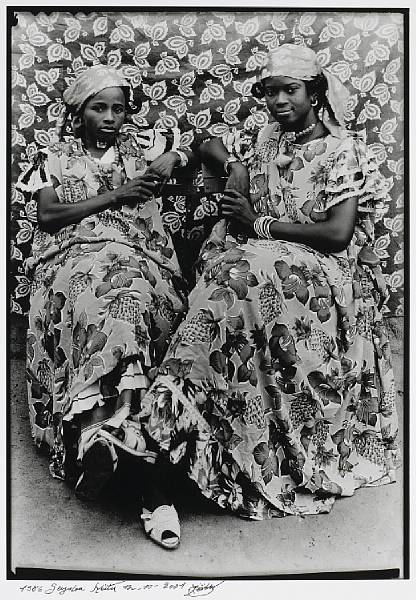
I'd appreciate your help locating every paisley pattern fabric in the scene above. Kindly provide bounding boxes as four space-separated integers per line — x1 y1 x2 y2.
11 10 404 317
141 126 400 520
21 129 188 479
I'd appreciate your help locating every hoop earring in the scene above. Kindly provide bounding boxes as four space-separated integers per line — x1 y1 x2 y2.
311 98 318 107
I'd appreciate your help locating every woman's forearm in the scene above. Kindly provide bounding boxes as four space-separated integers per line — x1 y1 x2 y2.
37 187 118 234
198 138 231 171
239 197 358 253
268 220 353 253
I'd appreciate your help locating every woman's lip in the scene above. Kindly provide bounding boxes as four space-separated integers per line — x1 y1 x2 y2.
275 110 292 115
100 128 116 132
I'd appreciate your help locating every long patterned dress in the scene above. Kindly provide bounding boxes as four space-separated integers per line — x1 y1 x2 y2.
19 128 188 480
142 124 401 519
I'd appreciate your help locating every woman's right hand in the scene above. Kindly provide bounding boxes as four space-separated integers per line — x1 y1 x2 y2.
113 173 160 207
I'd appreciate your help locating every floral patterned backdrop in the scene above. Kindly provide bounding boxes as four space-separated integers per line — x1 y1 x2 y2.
10 10 404 317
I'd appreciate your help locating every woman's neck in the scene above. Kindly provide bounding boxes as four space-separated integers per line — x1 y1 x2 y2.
82 135 113 159
278 120 327 144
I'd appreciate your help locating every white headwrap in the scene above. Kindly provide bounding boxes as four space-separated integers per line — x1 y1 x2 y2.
255 43 350 137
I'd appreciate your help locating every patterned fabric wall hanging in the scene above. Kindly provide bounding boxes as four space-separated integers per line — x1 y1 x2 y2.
10 10 405 316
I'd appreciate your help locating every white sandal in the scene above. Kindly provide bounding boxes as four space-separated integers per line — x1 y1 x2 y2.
141 505 181 550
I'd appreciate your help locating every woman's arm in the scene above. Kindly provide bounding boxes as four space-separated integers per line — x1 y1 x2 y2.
37 175 158 234
220 190 357 253
146 149 199 183
198 138 250 197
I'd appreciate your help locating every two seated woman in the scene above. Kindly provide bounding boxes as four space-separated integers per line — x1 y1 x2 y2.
19 44 400 551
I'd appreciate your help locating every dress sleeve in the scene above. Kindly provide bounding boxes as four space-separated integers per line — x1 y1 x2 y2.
313 135 388 230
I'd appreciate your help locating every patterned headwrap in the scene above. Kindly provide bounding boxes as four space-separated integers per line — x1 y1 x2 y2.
252 43 350 136
55 64 137 139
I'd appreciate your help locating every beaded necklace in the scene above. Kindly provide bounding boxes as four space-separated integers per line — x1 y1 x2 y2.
275 122 318 167
283 121 318 143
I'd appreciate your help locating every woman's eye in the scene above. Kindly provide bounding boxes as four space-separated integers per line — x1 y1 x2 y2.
287 88 297 94
114 107 125 114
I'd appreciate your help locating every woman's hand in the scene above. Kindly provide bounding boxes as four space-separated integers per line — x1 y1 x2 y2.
220 189 257 231
146 151 180 185
114 173 159 206
225 162 250 198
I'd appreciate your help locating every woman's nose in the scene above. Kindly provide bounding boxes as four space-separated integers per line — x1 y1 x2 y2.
103 110 115 122
275 91 289 105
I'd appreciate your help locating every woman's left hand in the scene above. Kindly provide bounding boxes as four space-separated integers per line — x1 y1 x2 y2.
146 151 179 184
220 189 257 230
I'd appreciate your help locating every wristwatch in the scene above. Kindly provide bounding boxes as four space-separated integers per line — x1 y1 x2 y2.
223 155 241 175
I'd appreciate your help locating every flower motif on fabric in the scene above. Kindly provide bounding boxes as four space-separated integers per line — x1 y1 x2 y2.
72 311 107 371
309 284 334 323
274 260 309 305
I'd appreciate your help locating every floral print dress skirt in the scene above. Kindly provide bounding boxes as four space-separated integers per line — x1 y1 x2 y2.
21 131 188 480
141 128 401 519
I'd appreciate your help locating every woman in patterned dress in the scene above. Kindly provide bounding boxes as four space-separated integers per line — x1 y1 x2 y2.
18 64 195 549
141 44 401 523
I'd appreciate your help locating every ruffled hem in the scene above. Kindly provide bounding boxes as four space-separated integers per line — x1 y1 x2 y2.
64 361 150 422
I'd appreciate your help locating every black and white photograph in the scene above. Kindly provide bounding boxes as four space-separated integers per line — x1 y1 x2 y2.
5 1 410 590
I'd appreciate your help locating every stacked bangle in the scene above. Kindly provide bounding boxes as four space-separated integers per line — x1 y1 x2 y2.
253 216 277 239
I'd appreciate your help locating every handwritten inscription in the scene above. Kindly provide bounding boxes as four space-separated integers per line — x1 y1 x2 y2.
18 580 225 597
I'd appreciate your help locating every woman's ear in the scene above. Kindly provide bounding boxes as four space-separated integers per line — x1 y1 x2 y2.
72 113 83 135
72 114 82 128
251 81 265 99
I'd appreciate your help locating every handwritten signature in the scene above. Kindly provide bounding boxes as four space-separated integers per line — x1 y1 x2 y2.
18 580 225 598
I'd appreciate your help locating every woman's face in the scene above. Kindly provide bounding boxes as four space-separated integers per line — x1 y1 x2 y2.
263 76 314 130
81 86 126 144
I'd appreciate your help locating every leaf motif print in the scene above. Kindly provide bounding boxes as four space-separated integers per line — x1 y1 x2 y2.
26 23 51 47
255 30 281 52
26 83 49 107
64 18 81 44
93 16 108 37
298 14 316 36
155 55 180 75
178 14 197 38
235 17 259 39
201 22 226 45
343 33 361 61
200 81 224 104
18 104 36 129
189 50 213 71
209 63 233 87
10 11 405 319
47 43 71 63
80 42 106 63
133 43 151 69
224 39 242 65
34 68 60 92
186 108 211 130
351 71 376 94
109 22 135 44
164 36 189 59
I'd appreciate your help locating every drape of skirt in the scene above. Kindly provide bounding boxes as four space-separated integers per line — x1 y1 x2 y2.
142 230 400 519
26 206 187 480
